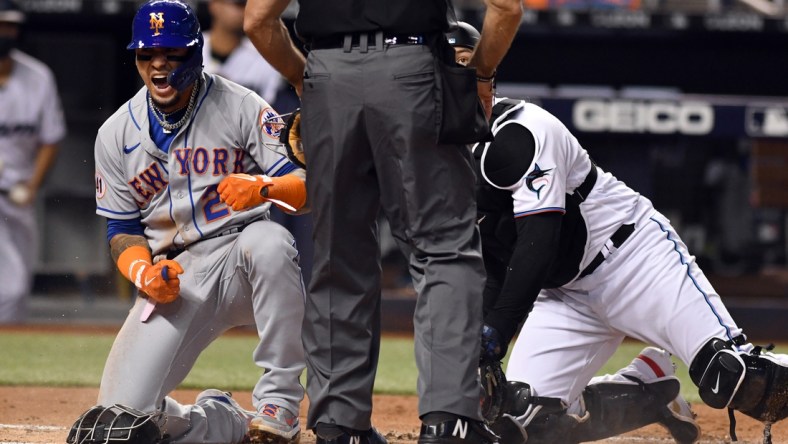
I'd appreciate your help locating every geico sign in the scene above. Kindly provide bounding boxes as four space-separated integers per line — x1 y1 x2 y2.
573 100 714 135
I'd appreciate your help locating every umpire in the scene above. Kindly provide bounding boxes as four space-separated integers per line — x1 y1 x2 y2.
245 0 521 443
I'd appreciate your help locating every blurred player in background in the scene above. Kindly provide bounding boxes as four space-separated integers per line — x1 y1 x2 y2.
0 0 65 324
202 0 287 107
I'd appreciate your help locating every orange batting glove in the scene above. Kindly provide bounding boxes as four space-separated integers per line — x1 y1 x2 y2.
219 173 306 212
117 246 184 304
218 174 269 211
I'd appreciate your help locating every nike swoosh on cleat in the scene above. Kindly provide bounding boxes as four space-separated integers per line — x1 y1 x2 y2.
123 143 141 154
711 373 721 394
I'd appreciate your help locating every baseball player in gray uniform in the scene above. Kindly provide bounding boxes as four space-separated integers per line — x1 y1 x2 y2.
69 1 307 443
0 0 65 324
461 24 788 442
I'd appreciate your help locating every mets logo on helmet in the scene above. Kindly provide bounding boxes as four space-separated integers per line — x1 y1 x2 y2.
525 163 553 200
149 13 165 36
259 108 284 139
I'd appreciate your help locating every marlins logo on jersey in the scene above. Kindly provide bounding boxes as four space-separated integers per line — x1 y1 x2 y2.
526 164 552 200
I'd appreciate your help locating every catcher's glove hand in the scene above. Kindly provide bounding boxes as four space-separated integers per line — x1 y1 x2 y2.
279 108 306 169
480 324 509 424
480 359 508 425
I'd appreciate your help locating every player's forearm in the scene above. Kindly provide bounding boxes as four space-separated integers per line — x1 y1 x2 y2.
484 213 561 344
470 0 522 78
109 233 150 264
244 0 306 95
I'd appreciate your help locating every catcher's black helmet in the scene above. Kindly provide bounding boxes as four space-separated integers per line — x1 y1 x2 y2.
67 404 169 444
0 0 24 24
447 21 480 50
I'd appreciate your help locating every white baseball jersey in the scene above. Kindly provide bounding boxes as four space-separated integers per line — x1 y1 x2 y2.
202 32 284 105
0 49 66 190
94 72 297 256
482 99 744 413
0 49 66 324
478 99 653 274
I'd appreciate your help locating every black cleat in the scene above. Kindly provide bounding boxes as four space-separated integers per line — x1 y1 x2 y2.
315 427 388 444
418 417 500 444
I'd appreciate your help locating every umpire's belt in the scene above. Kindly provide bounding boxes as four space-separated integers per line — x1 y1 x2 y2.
165 222 252 260
309 31 429 50
578 223 635 279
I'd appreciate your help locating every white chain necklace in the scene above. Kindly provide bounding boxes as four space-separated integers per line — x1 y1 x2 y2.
148 78 201 133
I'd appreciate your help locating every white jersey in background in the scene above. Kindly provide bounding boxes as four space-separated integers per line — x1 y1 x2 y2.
202 32 284 105
0 49 65 190
0 48 66 324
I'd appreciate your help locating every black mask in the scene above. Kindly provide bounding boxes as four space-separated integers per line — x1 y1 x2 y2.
0 36 17 58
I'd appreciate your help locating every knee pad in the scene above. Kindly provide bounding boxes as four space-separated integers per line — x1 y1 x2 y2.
691 338 788 423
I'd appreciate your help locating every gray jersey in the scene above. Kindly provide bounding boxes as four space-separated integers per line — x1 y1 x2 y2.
94 72 298 256
0 49 66 190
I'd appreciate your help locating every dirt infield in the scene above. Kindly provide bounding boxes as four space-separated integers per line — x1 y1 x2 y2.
1 386 786 443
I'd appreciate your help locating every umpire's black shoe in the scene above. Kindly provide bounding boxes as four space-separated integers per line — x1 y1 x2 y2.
315 427 388 444
417 417 500 444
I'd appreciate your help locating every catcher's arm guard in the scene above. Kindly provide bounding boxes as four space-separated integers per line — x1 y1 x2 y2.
279 108 306 169
480 359 508 425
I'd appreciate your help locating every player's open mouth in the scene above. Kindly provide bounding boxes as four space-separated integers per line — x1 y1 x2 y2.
152 75 171 91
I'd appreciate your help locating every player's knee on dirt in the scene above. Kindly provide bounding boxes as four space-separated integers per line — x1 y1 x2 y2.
690 337 788 423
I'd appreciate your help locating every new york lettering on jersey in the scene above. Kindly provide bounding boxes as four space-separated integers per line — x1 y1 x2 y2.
95 73 296 255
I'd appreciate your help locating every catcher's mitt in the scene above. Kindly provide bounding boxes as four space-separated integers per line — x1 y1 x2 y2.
279 108 306 170
67 404 169 444
480 359 508 425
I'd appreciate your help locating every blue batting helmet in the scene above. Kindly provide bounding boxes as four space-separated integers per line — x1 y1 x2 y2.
127 0 203 91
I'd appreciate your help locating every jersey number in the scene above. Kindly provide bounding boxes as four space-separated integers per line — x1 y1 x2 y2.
202 185 230 222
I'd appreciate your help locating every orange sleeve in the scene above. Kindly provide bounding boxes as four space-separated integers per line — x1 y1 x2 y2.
265 174 307 210
117 245 152 288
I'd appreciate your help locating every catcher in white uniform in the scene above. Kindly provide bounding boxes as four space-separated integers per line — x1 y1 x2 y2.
69 1 307 443
448 22 788 444
478 100 788 444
